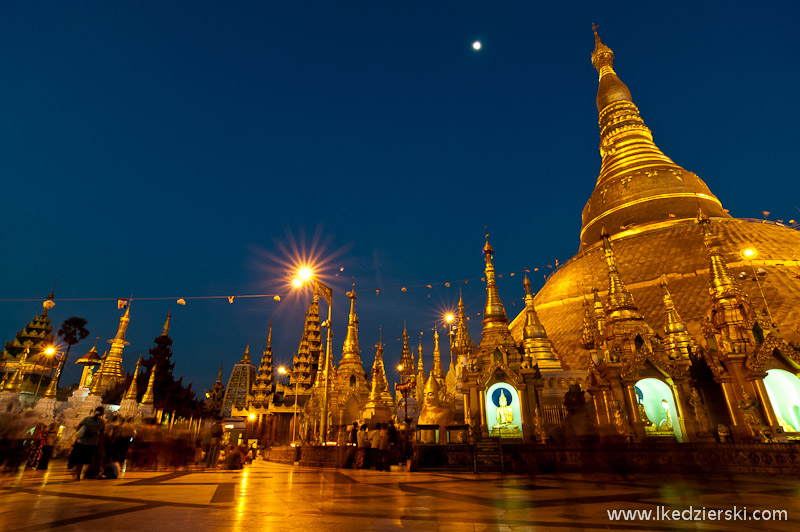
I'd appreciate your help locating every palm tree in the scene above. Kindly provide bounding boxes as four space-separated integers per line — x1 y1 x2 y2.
57 316 90 364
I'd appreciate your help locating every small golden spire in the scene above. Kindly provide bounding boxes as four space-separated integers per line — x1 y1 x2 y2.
660 276 695 360
341 285 360 359
43 357 64 399
266 322 273 350
521 274 560 368
3 348 28 393
89 350 108 396
581 294 597 350
122 356 142 402
162 311 171 337
416 335 425 388
432 327 444 383
240 344 251 364
482 237 509 327
601 231 637 311
141 364 156 405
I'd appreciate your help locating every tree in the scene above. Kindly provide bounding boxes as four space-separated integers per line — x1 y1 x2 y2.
57 317 90 362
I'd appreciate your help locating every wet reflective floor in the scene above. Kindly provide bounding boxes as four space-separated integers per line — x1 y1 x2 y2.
1 460 799 531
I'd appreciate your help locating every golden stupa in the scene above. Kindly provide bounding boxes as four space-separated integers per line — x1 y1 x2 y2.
510 28 800 369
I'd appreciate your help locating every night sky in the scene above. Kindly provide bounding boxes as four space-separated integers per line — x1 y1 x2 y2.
1 2 798 395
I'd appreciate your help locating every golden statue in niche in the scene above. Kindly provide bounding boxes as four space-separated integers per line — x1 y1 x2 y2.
490 388 521 436
418 373 454 428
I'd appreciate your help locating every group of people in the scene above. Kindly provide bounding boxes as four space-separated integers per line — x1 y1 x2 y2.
68 406 136 480
0 406 59 472
341 420 406 470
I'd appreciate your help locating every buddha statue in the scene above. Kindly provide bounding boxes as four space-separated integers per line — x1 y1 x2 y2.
418 374 454 428
491 388 520 435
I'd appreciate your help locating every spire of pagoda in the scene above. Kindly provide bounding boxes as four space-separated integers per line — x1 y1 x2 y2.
601 231 640 316
141 363 156 405
521 274 561 368
341 286 360 361
660 276 695 360
431 327 444 384
476 238 519 366
452 290 475 361
123 356 142 401
399 323 414 380
240 344 251 365
581 26 728 248
481 237 509 328
253 323 274 405
94 307 131 391
162 311 171 337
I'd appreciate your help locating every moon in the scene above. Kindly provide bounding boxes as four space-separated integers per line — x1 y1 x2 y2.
472 41 482 51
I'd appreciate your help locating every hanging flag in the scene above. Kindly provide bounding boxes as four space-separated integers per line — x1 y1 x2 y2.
228 296 235 304
401 287 407 292
445 282 451 287
425 284 432 289
375 289 380 296
117 298 128 309
177 298 186 306
509 272 515 277
273 295 281 301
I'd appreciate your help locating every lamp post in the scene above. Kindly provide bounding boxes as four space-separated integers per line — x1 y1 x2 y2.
445 313 455 368
278 366 301 444
292 267 333 444
33 345 57 400
740 248 775 325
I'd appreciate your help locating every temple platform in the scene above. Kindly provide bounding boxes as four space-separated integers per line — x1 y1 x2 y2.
1 459 799 530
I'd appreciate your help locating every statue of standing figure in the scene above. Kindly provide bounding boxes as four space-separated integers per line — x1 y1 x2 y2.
689 388 711 434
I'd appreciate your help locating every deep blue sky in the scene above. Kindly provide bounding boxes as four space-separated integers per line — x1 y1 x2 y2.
2 2 798 394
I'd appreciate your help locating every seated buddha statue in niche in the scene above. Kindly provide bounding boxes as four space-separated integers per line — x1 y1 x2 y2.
491 389 520 434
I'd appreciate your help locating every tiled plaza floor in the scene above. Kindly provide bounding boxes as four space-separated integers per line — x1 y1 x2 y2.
1 460 799 531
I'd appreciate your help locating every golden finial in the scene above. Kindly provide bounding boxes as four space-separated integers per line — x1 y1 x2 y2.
123 356 142 401
162 311 171 337
660 275 695 359
216 364 223 383
89 350 108 396
601 232 636 310
141 364 156 405
241 344 251 364
482 236 509 326
341 285 360 359
266 322 273 350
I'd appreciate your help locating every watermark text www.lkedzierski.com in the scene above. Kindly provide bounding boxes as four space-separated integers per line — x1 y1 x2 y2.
607 506 788 522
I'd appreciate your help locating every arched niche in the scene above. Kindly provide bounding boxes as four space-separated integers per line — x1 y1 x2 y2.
634 378 684 442
485 382 522 438
764 369 800 432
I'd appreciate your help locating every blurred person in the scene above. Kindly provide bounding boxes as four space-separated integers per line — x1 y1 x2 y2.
356 424 369 469
223 443 243 470
205 417 223 468
68 406 106 480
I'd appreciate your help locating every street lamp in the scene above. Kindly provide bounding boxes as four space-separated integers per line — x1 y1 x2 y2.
279 366 301 444
445 313 455 368
33 345 57 400
739 247 775 325
292 266 333 444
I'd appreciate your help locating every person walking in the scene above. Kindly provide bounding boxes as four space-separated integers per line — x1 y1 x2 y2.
356 424 369 469
69 406 106 480
378 423 390 471
205 417 223 468
369 423 382 470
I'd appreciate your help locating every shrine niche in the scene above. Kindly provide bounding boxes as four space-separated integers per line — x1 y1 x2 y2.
763 369 800 435
485 382 522 438
635 378 684 442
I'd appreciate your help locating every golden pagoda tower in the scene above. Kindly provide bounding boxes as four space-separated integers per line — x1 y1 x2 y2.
330 286 369 428
398 323 415 386
451 291 475 365
660 276 696 361
475 238 519 368
415 336 425 405
118 356 142 419
221 345 256 417
431 327 445 386
362 334 392 424
92 306 131 392
251 323 274 408
521 274 561 370
75 341 102 389
204 364 226 415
